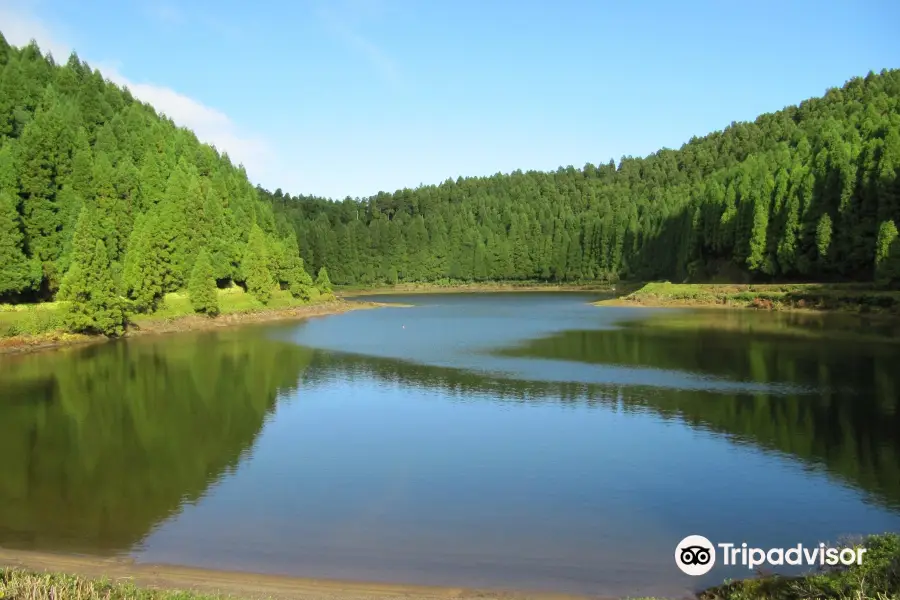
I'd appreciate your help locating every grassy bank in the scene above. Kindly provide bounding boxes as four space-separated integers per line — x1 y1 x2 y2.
700 533 900 600
0 287 381 355
2 533 898 600
597 282 900 315
337 280 615 296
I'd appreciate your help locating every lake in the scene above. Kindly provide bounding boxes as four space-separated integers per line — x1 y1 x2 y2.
2 292 899 597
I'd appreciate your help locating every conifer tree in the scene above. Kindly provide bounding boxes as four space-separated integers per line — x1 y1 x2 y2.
875 220 900 286
121 213 167 312
189 249 219 316
242 223 275 304
316 266 333 295
289 258 315 301
277 233 314 300
0 142 17 193
816 213 833 263
0 190 37 297
59 208 127 336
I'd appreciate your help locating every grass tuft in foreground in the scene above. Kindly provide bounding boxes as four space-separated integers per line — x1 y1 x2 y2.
699 533 900 600
0 569 234 600
1 534 897 600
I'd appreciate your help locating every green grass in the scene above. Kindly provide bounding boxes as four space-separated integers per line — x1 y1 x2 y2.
129 286 322 322
1 286 332 338
699 533 900 600
1 533 897 600
612 282 900 315
0 569 235 600
0 302 67 337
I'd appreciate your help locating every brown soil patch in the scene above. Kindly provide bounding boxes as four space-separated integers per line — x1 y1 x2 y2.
0 549 598 600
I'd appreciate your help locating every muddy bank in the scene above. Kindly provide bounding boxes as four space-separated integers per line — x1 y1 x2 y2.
0 549 597 600
338 282 614 297
0 300 386 357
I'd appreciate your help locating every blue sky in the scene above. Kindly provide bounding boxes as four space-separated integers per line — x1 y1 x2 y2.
2 0 899 199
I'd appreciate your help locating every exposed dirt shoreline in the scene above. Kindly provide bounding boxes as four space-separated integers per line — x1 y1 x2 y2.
0 300 387 357
337 283 615 296
0 548 597 600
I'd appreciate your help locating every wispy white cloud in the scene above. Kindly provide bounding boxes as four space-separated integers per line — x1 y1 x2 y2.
144 2 185 26
316 5 401 85
0 1 276 185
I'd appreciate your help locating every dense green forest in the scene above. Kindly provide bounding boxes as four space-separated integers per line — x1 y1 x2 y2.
2 30 900 334
0 33 329 334
259 70 900 287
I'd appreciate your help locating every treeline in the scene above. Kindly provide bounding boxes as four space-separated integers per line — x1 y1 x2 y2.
260 69 900 287
0 33 332 334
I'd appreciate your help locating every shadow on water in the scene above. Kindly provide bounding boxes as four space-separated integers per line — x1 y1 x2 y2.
1 300 899 596
491 308 900 390
0 330 315 554
298 306 900 512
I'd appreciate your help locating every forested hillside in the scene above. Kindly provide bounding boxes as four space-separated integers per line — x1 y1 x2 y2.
260 69 900 287
2 29 899 335
0 34 327 333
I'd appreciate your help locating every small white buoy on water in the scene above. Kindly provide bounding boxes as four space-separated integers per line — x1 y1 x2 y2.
402 325 405 329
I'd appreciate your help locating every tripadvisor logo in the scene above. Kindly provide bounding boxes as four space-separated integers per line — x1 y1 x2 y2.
675 535 867 576
676 535 716 576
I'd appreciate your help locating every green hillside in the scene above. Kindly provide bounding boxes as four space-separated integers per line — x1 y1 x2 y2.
258 70 900 288
0 33 325 335
2 30 899 336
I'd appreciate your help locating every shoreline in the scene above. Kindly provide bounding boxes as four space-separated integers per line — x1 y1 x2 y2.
337 282 615 297
0 548 597 600
592 282 900 316
5 281 899 356
0 300 386 356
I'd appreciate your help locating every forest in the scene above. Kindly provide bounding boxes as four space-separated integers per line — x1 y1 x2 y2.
1 30 899 337
259 71 900 288
0 33 331 335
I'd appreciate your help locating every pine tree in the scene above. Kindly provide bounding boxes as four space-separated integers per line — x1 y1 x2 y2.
59 208 127 336
0 190 38 297
316 266 333 295
121 213 167 312
875 220 900 286
289 257 315 300
94 151 129 261
188 249 219 316
242 223 275 304
0 142 17 193
816 213 833 264
278 234 314 300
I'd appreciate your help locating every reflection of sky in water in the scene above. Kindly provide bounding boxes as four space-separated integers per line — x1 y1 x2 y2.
4 293 899 598
136 372 900 596
268 295 810 395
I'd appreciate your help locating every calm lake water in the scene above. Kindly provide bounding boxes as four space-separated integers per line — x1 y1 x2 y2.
2 292 900 597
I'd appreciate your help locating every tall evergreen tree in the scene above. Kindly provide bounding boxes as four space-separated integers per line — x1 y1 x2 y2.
242 223 275 304
0 190 37 297
316 266 333 295
875 220 900 286
188 249 219 316
120 213 167 312
59 208 127 336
